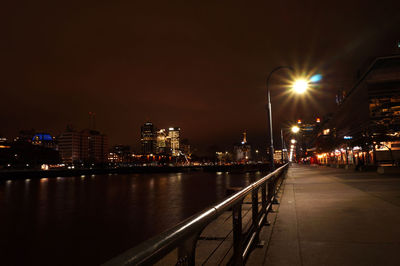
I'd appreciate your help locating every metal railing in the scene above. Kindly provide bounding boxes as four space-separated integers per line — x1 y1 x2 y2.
104 163 289 266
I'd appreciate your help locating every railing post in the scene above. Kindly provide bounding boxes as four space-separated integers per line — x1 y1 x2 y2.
267 179 273 201
272 174 280 204
251 188 259 244
232 201 243 265
261 183 269 225
267 178 275 210
261 184 267 211
177 234 198 266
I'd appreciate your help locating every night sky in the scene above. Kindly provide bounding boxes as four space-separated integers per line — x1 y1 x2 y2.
2 1 399 153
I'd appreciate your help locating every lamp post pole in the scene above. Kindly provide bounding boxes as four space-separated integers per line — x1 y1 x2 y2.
281 128 285 163
266 66 293 170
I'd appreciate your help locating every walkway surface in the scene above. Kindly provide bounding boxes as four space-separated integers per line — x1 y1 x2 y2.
247 164 400 266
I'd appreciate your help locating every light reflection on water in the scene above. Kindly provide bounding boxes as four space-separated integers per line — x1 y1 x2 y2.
0 171 264 266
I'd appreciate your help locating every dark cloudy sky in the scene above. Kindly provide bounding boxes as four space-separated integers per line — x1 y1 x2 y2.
1 1 399 152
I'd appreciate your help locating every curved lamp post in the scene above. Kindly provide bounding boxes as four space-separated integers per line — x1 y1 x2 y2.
266 67 315 169
266 66 293 170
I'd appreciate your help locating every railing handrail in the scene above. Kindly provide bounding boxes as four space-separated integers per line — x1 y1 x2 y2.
104 163 289 266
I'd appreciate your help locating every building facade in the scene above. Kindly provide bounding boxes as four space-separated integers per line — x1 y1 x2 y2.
32 133 57 149
141 122 156 155
58 129 108 164
167 127 180 156
156 129 168 154
58 131 82 164
234 132 251 162
108 145 131 163
315 54 400 166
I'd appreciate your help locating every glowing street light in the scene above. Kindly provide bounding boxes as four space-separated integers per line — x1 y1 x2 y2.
266 66 320 169
292 79 309 94
291 125 300 134
291 139 296 144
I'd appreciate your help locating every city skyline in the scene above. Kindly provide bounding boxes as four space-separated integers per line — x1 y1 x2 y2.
2 1 400 151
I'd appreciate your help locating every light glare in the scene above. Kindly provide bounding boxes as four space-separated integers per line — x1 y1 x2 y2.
310 74 322 83
293 79 308 94
291 125 300 133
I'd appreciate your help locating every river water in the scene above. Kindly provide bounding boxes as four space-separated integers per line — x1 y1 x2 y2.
0 171 264 265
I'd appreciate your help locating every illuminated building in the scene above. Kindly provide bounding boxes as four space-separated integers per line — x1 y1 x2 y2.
0 137 10 150
316 54 400 166
141 122 156 155
156 129 168 154
58 128 108 164
15 130 57 150
108 145 131 163
58 131 82 163
287 119 320 160
32 133 57 149
233 132 251 162
108 152 119 163
167 127 180 156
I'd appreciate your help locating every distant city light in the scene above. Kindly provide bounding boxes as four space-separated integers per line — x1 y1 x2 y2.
291 125 300 133
297 119 302 124
291 139 296 144
343 136 353 140
316 118 321 123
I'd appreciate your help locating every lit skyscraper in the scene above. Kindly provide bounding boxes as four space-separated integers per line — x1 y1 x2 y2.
167 127 180 156
141 122 156 155
156 129 167 154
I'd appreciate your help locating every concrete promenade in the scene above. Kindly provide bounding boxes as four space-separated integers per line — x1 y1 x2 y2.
247 164 400 266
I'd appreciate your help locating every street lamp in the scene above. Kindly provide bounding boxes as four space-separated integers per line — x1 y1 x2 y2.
266 66 293 170
266 67 313 170
291 124 304 161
